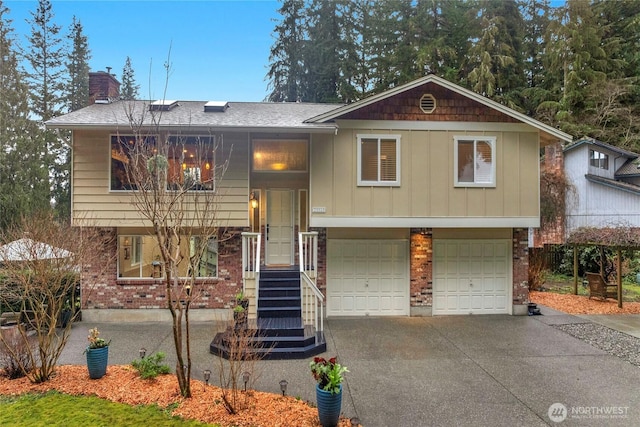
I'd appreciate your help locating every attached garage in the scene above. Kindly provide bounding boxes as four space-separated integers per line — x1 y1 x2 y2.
432 239 511 315
326 239 409 316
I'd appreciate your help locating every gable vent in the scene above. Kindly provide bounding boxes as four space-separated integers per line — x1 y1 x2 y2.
204 101 229 112
149 99 178 111
419 94 436 114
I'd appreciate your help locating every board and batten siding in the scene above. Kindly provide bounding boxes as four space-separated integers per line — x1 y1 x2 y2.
71 130 250 227
565 145 640 230
310 127 540 227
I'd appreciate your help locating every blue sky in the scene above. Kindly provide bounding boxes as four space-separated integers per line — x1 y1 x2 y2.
5 0 281 101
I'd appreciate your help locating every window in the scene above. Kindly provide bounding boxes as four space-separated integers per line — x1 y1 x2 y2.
110 135 215 191
252 139 307 172
589 149 609 170
118 235 218 279
167 136 215 190
454 136 496 187
357 134 401 186
110 135 156 190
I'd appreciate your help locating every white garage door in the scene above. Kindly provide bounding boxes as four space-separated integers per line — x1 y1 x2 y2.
327 240 409 316
433 239 511 315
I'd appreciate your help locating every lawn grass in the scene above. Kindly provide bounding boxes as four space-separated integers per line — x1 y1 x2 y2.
542 271 640 301
0 391 219 427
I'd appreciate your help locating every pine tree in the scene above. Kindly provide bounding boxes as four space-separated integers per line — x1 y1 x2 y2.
121 56 139 100
539 0 608 135
303 0 343 102
25 0 69 221
267 0 306 102
0 1 50 230
466 0 525 106
66 16 90 112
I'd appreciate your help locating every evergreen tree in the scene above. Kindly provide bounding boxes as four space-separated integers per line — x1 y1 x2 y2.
267 0 306 102
466 0 525 106
303 0 343 102
0 1 50 230
539 0 608 136
368 0 416 92
25 0 69 222
121 56 139 100
414 0 473 82
66 16 90 112
519 0 552 116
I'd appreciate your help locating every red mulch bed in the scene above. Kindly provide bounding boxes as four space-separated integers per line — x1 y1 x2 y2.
530 291 640 314
0 365 353 427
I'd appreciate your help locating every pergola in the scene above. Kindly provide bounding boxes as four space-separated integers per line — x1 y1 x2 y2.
566 226 640 308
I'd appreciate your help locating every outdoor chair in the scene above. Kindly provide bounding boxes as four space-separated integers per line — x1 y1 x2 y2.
585 272 618 300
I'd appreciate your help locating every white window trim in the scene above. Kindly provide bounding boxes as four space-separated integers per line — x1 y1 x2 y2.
356 134 401 187
589 149 609 170
453 136 497 188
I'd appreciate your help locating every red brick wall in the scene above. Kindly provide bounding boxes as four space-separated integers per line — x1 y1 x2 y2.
89 71 120 104
410 229 432 306
512 228 530 305
533 142 566 247
310 227 327 295
81 227 245 310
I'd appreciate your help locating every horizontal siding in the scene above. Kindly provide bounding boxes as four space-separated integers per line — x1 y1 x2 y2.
310 127 540 224
72 129 249 227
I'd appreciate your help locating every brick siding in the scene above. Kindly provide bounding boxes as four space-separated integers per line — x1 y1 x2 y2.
410 229 432 306
512 228 530 305
80 227 245 310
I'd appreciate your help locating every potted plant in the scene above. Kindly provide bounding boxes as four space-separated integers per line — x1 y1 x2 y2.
235 290 249 310
233 304 248 331
84 327 110 379
310 356 348 427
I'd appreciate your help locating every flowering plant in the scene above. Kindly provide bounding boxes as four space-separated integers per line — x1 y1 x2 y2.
310 356 348 395
86 327 110 349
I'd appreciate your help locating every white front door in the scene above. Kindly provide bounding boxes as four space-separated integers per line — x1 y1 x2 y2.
326 239 409 316
266 189 293 265
432 239 511 315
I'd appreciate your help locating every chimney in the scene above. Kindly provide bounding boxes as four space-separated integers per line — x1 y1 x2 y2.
89 69 120 104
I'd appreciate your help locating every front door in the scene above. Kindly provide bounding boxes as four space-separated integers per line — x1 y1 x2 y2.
266 189 293 265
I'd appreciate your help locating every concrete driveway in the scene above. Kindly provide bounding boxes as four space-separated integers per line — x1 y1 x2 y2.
59 309 640 426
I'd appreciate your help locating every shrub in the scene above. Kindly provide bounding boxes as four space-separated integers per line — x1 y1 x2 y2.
0 326 35 379
131 352 171 380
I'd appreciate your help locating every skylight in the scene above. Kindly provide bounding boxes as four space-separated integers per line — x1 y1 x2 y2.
149 100 179 111
204 101 229 112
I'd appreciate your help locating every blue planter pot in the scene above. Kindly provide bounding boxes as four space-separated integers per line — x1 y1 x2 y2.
86 346 109 379
316 384 342 427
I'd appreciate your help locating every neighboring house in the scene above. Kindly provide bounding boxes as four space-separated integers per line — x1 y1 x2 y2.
46 72 571 322
564 138 640 233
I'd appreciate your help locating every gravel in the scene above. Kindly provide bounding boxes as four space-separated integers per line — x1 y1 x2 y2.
554 322 640 367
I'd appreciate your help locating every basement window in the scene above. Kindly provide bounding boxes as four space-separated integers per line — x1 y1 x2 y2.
117 235 218 279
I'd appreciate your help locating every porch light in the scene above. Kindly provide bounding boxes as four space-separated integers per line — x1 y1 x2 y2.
279 379 288 396
139 347 146 359
203 369 211 385
185 283 192 297
250 192 258 209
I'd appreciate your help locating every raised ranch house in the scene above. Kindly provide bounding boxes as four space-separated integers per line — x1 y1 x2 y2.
46 73 571 338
